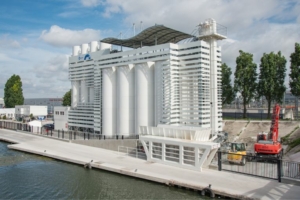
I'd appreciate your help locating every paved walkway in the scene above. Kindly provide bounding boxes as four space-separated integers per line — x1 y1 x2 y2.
1 129 299 199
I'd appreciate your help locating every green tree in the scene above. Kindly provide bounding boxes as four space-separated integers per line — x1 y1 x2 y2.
3 115 6 120
289 43 300 97
221 63 235 105
62 89 71 106
234 50 258 118
4 74 24 108
258 52 286 118
29 113 34 120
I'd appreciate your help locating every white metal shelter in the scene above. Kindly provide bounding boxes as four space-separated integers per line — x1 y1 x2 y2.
139 125 220 171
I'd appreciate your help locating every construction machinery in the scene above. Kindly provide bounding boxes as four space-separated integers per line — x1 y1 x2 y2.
254 104 283 158
227 142 247 165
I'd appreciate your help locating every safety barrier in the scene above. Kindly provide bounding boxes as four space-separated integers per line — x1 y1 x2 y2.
216 150 300 182
0 120 139 141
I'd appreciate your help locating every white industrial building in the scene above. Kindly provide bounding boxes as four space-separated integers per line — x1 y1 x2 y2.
54 106 70 131
15 105 48 120
68 19 226 171
69 19 224 135
0 108 15 119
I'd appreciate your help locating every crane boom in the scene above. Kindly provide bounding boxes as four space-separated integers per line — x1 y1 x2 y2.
268 104 280 142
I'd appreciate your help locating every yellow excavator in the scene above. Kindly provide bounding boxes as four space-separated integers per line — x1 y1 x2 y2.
227 142 247 166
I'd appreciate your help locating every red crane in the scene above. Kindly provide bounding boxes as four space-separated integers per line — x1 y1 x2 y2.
254 104 283 158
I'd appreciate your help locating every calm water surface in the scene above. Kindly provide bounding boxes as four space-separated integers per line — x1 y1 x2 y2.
0 141 206 199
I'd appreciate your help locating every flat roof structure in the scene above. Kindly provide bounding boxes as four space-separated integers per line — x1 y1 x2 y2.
100 25 194 49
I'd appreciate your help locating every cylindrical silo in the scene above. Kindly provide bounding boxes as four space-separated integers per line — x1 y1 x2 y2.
90 41 99 52
81 80 88 103
117 65 135 136
102 67 117 136
72 46 81 56
81 43 89 54
89 87 94 103
135 62 154 135
71 81 79 107
211 18 217 34
100 42 112 50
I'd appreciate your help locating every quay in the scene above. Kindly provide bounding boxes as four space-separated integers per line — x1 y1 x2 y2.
1 129 300 199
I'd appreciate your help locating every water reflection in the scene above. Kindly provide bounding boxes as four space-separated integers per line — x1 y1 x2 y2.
0 141 205 199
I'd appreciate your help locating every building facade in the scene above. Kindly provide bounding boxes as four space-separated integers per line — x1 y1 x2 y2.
24 98 63 114
54 106 70 131
15 105 48 120
68 19 225 136
0 108 15 119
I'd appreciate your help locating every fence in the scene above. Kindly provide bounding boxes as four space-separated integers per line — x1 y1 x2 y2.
118 146 147 160
215 151 300 182
222 112 284 121
0 120 139 141
282 160 300 179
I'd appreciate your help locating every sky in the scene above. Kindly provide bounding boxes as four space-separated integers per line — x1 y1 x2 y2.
0 0 299 98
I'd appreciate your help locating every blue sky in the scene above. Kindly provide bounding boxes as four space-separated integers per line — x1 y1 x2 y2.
0 0 299 98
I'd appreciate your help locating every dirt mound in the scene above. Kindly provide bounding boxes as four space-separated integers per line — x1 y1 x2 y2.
223 121 247 142
239 122 270 138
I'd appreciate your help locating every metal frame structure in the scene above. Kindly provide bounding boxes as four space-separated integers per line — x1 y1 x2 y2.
139 125 220 171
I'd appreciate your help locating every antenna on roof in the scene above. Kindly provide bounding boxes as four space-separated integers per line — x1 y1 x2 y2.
133 23 135 36
140 21 143 32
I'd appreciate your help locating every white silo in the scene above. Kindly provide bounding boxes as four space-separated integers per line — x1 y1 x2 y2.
72 46 81 56
90 41 99 52
71 81 80 107
81 43 89 54
81 80 88 103
100 42 112 50
117 65 135 136
135 62 154 134
102 67 117 136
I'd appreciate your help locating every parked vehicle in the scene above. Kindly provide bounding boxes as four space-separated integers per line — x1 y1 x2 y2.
254 104 283 158
227 142 247 166
43 124 54 130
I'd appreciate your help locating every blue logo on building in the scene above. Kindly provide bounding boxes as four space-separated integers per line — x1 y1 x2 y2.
84 54 91 60
78 54 91 61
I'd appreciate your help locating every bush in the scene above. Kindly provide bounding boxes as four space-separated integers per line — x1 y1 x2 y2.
282 126 299 145
290 138 300 149
3 115 6 120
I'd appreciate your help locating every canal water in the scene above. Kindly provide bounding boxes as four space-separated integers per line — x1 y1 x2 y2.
0 141 207 199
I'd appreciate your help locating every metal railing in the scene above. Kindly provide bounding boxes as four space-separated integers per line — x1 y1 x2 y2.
282 160 300 179
217 151 280 181
118 146 147 160
0 120 139 141
216 151 300 182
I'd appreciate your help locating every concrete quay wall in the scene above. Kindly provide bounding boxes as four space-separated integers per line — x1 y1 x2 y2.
1 129 300 199
71 139 137 151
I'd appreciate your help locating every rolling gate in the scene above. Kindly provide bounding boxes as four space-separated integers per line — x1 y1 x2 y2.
216 151 300 182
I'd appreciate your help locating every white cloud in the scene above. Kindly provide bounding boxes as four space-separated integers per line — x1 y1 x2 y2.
81 0 102 7
20 54 71 98
101 0 281 30
99 0 299 89
40 25 101 48
58 11 80 18
0 35 21 48
1 0 299 99
0 37 70 98
32 55 69 81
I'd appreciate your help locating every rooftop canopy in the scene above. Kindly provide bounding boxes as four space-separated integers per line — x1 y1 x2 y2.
100 25 195 49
